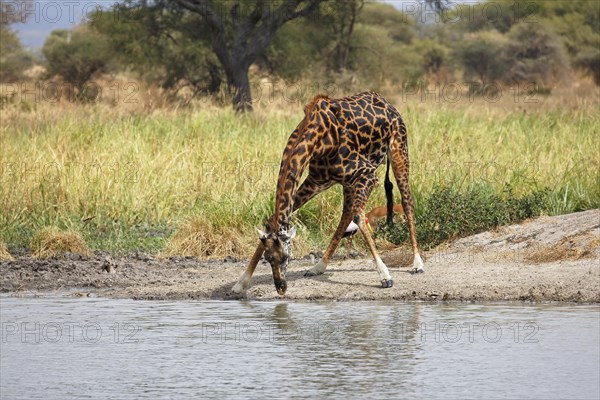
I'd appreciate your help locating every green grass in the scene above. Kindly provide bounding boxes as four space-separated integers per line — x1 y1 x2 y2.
1 95 598 256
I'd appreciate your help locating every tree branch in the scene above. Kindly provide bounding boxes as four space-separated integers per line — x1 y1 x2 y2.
172 0 223 32
239 0 325 65
172 0 233 73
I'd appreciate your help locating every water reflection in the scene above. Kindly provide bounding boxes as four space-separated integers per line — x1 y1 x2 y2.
1 297 598 400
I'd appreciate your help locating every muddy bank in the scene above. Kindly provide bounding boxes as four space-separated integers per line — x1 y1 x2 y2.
2 210 599 302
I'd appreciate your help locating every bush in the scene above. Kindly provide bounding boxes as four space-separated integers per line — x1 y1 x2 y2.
504 22 569 85
379 185 549 250
0 25 34 82
42 26 112 99
456 30 510 84
416 39 450 76
575 47 600 85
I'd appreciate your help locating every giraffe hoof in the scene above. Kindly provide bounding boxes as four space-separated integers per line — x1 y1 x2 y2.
304 261 327 277
381 279 394 288
232 283 245 294
410 268 425 275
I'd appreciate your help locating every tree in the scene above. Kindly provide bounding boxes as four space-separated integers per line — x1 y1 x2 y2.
0 25 34 82
264 16 332 80
543 1 600 85
172 0 327 112
575 47 600 85
0 0 34 82
456 0 546 34
327 0 363 72
42 26 112 100
91 3 223 97
504 22 568 85
419 39 449 76
357 2 415 44
457 30 509 84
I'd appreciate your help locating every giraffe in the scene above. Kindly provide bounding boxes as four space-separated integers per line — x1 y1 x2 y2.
232 91 424 295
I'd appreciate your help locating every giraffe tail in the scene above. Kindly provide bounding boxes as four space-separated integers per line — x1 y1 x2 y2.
385 155 394 226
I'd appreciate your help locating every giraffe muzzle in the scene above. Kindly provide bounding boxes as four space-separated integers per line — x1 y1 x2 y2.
271 264 288 295
274 278 287 295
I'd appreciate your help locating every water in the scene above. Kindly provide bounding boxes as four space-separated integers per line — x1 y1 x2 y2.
1 297 598 400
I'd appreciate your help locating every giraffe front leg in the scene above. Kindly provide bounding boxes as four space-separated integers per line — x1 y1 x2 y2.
232 244 264 293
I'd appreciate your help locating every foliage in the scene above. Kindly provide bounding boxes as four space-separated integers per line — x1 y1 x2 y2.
5 0 599 89
265 15 333 80
357 2 415 44
90 2 221 96
378 185 549 250
266 1 418 84
543 1 600 84
154 0 329 112
0 0 34 82
455 0 546 33
0 25 34 82
457 22 568 87
41 26 112 99
416 39 449 76
457 30 509 83
575 47 600 85
503 22 569 86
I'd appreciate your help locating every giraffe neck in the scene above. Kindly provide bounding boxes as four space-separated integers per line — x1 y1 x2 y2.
271 130 313 232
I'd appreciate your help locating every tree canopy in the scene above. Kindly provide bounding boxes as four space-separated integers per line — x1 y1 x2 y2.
7 0 598 104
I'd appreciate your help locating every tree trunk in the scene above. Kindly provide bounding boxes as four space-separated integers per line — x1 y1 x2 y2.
229 65 253 113
172 0 329 113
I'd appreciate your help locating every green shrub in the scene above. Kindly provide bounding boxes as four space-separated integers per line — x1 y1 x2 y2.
0 25 34 82
504 22 569 86
456 30 510 84
379 185 549 250
42 26 112 99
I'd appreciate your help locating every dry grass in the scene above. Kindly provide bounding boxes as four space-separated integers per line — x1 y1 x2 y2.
31 227 90 258
0 240 14 261
161 215 314 259
161 216 254 259
524 232 600 264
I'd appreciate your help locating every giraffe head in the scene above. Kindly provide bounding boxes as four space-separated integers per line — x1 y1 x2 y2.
257 226 296 295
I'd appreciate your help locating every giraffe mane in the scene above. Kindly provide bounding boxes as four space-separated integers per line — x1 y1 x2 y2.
298 94 330 133
304 94 329 116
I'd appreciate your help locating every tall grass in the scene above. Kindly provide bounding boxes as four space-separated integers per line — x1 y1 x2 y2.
1 87 598 256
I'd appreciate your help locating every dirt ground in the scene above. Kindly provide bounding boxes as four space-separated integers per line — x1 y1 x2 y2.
2 210 599 302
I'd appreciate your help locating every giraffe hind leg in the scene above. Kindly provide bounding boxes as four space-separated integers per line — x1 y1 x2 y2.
306 177 394 288
350 178 394 287
356 211 393 288
389 132 425 274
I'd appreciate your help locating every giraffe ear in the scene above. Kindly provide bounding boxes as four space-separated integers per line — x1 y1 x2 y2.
280 226 296 241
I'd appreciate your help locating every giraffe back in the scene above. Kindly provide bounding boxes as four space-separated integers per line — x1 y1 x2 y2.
306 91 405 183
